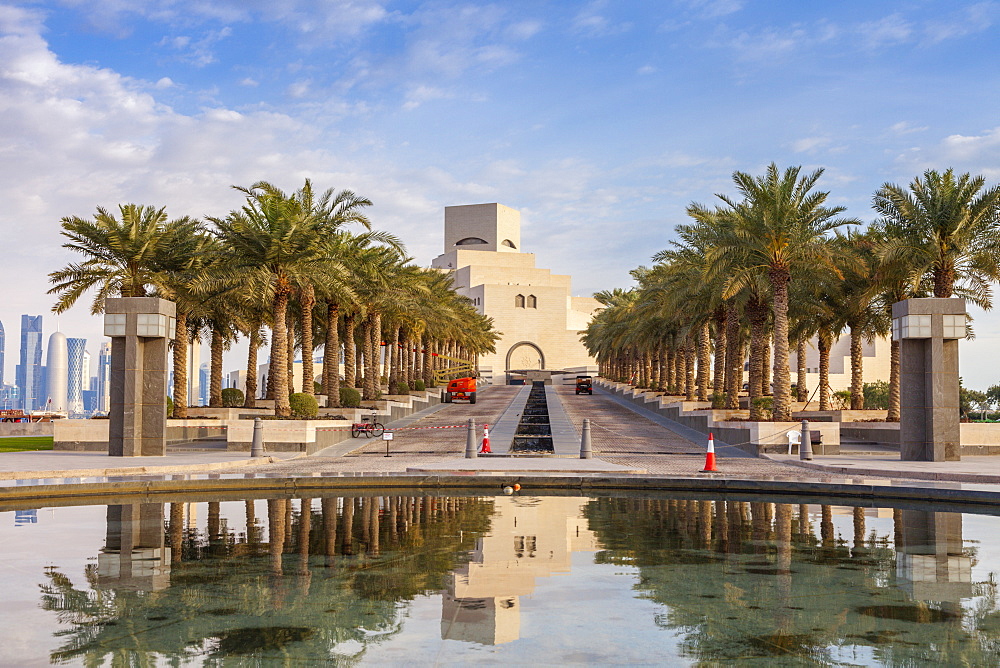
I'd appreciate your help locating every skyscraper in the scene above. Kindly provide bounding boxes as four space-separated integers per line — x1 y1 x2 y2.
0 319 5 388
67 337 87 415
97 342 112 414
16 315 43 411
45 332 68 413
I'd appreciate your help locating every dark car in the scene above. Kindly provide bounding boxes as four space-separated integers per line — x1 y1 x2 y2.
575 376 593 395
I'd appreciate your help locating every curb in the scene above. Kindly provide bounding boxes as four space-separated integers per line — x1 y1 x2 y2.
1 472 1000 511
760 453 1000 485
0 454 300 482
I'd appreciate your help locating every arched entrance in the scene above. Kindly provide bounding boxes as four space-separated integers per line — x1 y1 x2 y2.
505 341 545 372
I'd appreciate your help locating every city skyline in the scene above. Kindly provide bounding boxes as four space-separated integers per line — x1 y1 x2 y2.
1 2 999 387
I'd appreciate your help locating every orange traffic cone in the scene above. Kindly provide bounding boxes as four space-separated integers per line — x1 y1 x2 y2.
479 424 492 454
700 432 717 472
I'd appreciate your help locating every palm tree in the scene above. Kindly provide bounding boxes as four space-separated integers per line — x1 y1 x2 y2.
49 204 200 312
708 164 859 421
208 185 330 417
874 168 1000 301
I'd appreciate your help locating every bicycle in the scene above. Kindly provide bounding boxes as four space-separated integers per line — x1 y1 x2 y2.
351 412 386 438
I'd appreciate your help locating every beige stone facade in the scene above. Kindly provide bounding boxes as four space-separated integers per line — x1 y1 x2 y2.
431 203 601 381
792 334 892 395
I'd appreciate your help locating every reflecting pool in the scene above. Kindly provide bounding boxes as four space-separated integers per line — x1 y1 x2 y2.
3 492 1000 665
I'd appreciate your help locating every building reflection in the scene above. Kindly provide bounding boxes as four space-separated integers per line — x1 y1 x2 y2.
441 496 598 645
895 509 972 603
98 503 171 591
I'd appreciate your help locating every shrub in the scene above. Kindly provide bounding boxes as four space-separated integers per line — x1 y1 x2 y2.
314 381 323 394
166 395 173 418
395 381 411 395
862 381 889 410
710 392 726 409
289 393 319 418
413 379 426 392
339 387 361 408
221 388 244 408
833 390 852 410
751 396 773 420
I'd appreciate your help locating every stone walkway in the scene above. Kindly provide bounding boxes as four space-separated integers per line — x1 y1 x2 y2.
3 381 1000 487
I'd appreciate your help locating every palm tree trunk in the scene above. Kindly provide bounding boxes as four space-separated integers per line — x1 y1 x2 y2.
651 345 660 391
209 324 223 408
796 338 808 402
244 327 259 408
725 302 742 409
849 325 864 409
888 338 900 421
387 325 398 388
172 310 189 419
372 312 382 388
761 343 771 396
684 338 696 401
770 269 792 422
713 308 726 402
748 299 766 420
300 284 315 395
664 346 674 393
363 314 378 400
323 301 340 406
673 342 684 394
818 326 831 411
286 310 295 396
658 343 669 392
697 322 710 401
343 313 356 388
423 336 434 387
271 280 292 417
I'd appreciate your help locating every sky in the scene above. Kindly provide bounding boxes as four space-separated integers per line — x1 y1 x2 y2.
1 0 999 388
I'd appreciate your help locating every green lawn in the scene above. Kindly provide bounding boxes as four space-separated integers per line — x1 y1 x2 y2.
0 436 54 452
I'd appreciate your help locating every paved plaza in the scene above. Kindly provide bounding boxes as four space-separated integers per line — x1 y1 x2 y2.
3 380 1000 488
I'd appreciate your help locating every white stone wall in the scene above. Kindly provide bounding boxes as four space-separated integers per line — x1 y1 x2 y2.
432 203 601 379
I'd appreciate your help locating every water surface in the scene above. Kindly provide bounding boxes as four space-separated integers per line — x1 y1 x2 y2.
3 492 1000 665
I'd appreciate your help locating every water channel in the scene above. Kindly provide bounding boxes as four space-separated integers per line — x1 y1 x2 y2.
3 492 1000 665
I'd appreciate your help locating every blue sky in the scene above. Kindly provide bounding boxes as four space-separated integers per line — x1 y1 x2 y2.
2 0 999 387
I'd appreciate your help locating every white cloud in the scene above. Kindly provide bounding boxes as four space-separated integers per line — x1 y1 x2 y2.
924 2 999 43
680 0 745 20
856 13 913 48
402 84 451 110
890 121 928 135
154 76 175 89
506 19 542 40
286 79 311 98
158 26 232 66
792 136 832 153
636 64 656 75
572 1 631 37
893 127 1000 181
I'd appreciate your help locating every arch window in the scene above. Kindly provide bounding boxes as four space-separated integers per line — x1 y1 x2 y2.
456 237 488 246
501 239 517 248
527 295 537 308
515 294 525 308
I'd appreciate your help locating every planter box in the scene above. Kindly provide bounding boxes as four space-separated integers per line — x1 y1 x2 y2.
0 422 54 437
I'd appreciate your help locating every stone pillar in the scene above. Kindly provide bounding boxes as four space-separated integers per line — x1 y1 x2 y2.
892 298 966 461
104 297 176 457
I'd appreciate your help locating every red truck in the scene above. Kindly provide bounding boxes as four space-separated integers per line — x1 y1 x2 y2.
443 377 477 404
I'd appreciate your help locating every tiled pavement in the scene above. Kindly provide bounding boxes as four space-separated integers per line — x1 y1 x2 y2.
5 381 1000 484
225 381 822 479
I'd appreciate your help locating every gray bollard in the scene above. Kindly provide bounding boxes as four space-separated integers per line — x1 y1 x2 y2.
799 419 813 461
465 418 477 458
251 417 265 457
580 418 593 459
